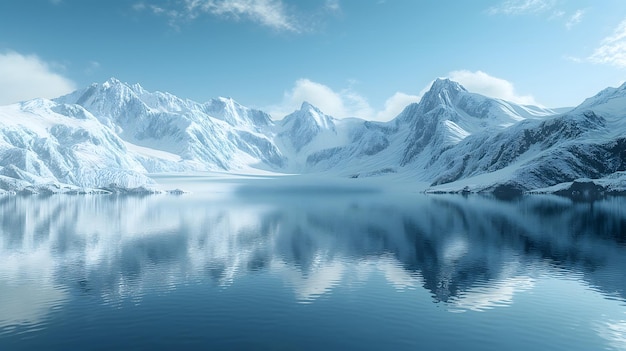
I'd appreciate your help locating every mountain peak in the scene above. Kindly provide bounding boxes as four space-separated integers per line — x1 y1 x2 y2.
131 83 146 94
282 101 334 130
299 101 320 112
429 78 467 94
215 96 235 103
205 96 272 128
279 102 336 153
101 78 145 95
575 80 626 114
296 102 333 124
417 78 468 112
208 96 238 111
102 77 124 89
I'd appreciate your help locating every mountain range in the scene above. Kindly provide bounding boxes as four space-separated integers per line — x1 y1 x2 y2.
0 76 624 196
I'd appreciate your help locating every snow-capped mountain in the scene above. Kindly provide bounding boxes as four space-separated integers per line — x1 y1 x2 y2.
399 78 560 167
56 78 285 172
0 98 154 193
280 78 563 178
279 102 337 152
0 76 624 195
0 78 289 193
426 82 626 195
274 102 403 174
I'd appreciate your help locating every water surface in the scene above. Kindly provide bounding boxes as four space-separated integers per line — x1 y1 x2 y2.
1 182 626 350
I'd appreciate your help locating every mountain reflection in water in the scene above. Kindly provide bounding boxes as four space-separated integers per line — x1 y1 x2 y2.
1 192 625 350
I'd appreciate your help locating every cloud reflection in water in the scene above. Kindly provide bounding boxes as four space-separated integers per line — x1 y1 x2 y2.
0 193 625 330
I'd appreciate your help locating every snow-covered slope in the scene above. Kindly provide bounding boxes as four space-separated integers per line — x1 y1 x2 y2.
274 102 406 175
278 102 338 154
1 76 624 196
0 99 154 192
399 78 560 168
426 82 626 195
279 78 560 178
0 78 290 192
56 78 285 172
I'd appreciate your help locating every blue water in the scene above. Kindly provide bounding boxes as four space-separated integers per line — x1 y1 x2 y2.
1 189 626 350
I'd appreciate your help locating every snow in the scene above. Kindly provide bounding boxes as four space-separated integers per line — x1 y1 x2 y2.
444 120 470 143
124 141 182 162
0 76 624 196
426 165 521 194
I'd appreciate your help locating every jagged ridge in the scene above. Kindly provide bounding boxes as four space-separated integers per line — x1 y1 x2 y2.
0 76 625 195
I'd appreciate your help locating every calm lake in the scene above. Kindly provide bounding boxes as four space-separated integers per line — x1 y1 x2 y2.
1 177 626 350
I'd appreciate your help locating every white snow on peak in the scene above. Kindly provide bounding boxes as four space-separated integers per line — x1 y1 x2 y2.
101 77 121 89
0 98 154 192
204 97 273 128
576 82 626 116
299 101 334 129
431 78 467 93
1 76 624 195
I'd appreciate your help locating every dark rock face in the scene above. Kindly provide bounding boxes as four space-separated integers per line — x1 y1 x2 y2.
489 182 525 200
554 181 607 202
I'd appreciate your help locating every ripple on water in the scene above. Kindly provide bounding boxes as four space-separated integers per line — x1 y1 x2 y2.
0 281 68 339
1 194 626 350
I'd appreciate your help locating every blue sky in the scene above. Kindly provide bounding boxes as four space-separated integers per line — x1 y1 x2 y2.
1 0 625 120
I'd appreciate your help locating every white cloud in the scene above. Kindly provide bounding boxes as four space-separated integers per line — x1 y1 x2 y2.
376 92 421 121
589 19 626 68
488 0 555 15
447 70 539 105
0 51 76 105
267 78 371 119
268 71 539 121
565 9 585 29
267 79 418 122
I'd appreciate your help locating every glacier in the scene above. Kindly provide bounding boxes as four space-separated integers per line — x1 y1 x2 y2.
0 76 625 197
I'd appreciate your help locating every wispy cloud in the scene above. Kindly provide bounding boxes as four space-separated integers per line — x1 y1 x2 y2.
487 0 555 15
488 1 588 32
134 0 335 33
589 19 626 68
563 55 583 63
184 0 298 32
565 9 585 29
